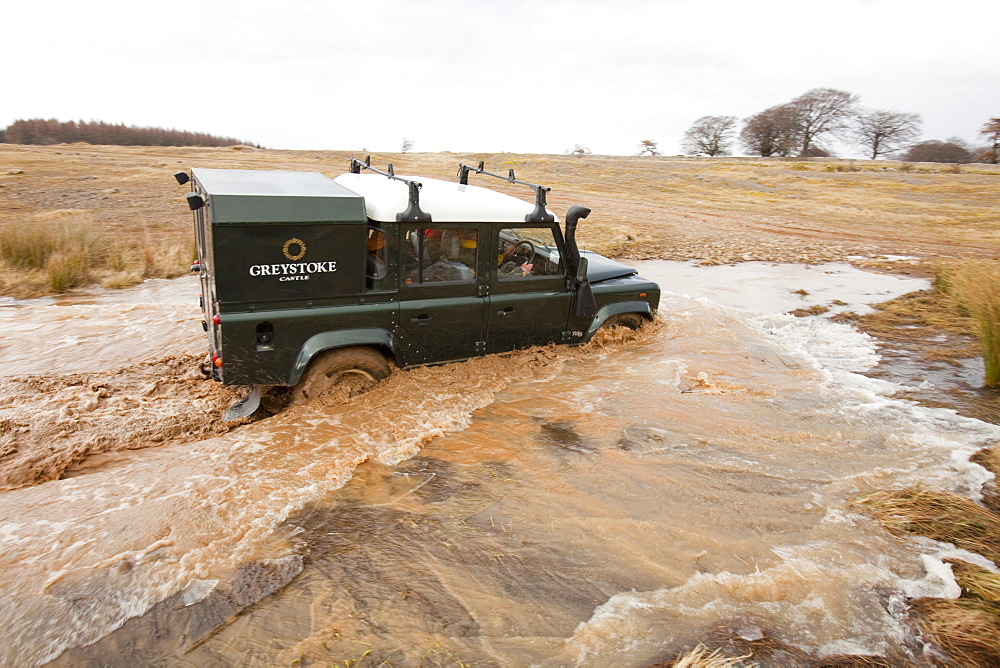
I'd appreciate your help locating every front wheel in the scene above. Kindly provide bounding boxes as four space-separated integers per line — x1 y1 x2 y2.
600 313 646 331
291 347 392 404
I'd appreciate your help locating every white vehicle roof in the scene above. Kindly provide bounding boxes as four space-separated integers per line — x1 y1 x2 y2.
333 172 558 224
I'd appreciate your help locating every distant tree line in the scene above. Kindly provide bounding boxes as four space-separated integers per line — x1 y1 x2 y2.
0 118 258 148
674 89 998 164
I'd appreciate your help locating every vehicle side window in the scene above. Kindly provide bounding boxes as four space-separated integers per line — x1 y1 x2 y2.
498 227 564 280
404 228 478 284
366 227 388 279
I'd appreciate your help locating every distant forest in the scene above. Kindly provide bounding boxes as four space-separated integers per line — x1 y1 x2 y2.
0 118 258 148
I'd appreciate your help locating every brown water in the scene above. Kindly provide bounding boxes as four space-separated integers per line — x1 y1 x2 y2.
2 271 998 666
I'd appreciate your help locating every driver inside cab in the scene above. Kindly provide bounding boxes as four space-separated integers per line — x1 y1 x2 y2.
498 242 533 278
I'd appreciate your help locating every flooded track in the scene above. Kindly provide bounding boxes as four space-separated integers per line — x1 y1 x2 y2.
2 267 998 666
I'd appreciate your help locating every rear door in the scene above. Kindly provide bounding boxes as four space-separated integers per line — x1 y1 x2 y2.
486 225 572 354
397 225 486 364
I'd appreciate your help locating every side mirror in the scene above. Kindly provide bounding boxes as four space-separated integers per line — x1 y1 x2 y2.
575 256 589 282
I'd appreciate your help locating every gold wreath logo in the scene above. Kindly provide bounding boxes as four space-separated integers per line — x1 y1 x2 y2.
282 238 307 261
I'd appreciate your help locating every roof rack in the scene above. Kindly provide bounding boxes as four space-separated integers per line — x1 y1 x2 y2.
456 162 555 224
350 156 431 224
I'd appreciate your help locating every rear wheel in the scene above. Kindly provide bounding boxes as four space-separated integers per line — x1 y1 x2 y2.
291 347 392 404
601 312 645 330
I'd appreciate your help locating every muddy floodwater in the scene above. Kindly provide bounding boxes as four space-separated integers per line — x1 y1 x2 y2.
2 264 998 666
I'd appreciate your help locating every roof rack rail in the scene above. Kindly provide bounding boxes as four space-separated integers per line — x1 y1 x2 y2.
350 156 431 224
456 161 555 224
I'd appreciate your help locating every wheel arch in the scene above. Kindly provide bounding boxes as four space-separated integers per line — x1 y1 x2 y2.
289 328 397 386
585 301 654 340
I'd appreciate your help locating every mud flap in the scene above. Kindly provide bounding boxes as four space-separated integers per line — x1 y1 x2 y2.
222 386 261 423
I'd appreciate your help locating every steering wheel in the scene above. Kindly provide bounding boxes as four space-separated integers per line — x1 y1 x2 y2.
507 240 535 265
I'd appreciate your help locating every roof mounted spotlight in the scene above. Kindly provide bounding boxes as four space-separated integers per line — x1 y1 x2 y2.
185 192 205 210
456 162 554 224
173 171 190 185
348 156 431 224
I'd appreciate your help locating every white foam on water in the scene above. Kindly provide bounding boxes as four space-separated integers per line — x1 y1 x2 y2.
551 301 1000 664
748 308 998 498
561 526 964 665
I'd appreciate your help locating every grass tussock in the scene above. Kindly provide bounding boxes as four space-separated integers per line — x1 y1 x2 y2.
670 643 748 667
856 489 1000 666
972 447 1000 513
658 630 895 667
909 598 1000 667
0 214 193 295
853 487 1000 562
46 249 90 291
0 216 96 271
938 260 1000 386
97 239 194 289
951 561 1000 602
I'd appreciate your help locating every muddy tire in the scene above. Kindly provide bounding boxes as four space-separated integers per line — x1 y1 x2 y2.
291 347 392 404
601 312 645 331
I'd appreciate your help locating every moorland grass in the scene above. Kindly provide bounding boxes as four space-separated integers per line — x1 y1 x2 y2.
0 220 193 294
0 219 100 291
939 260 1000 387
855 488 1000 666
0 220 95 271
670 644 748 667
909 598 1000 666
854 488 1000 560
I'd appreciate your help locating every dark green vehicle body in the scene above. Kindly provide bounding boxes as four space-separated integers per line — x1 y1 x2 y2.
182 166 660 388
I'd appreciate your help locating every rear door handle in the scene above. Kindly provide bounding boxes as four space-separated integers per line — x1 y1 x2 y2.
408 313 432 324
497 307 516 317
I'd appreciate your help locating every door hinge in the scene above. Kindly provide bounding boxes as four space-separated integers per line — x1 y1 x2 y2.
477 284 489 297
475 341 486 353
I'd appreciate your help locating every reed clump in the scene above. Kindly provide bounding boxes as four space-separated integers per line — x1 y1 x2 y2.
0 220 96 271
854 487 1000 560
855 488 1000 666
45 250 91 292
662 631 895 667
0 216 193 295
909 598 1000 667
938 260 1000 387
0 219 100 292
951 561 1000 602
670 643 748 667
98 239 193 289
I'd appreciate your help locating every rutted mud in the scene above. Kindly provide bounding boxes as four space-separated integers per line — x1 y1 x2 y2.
0 354 240 490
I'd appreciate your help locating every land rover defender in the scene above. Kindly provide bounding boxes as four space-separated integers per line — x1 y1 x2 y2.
174 159 660 416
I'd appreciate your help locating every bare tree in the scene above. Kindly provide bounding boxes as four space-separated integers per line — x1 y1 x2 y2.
852 109 921 159
980 117 1000 164
788 87 859 156
637 139 660 156
400 138 414 153
681 116 737 156
740 104 801 157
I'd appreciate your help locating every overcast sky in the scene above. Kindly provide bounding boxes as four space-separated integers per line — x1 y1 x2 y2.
5 0 998 158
